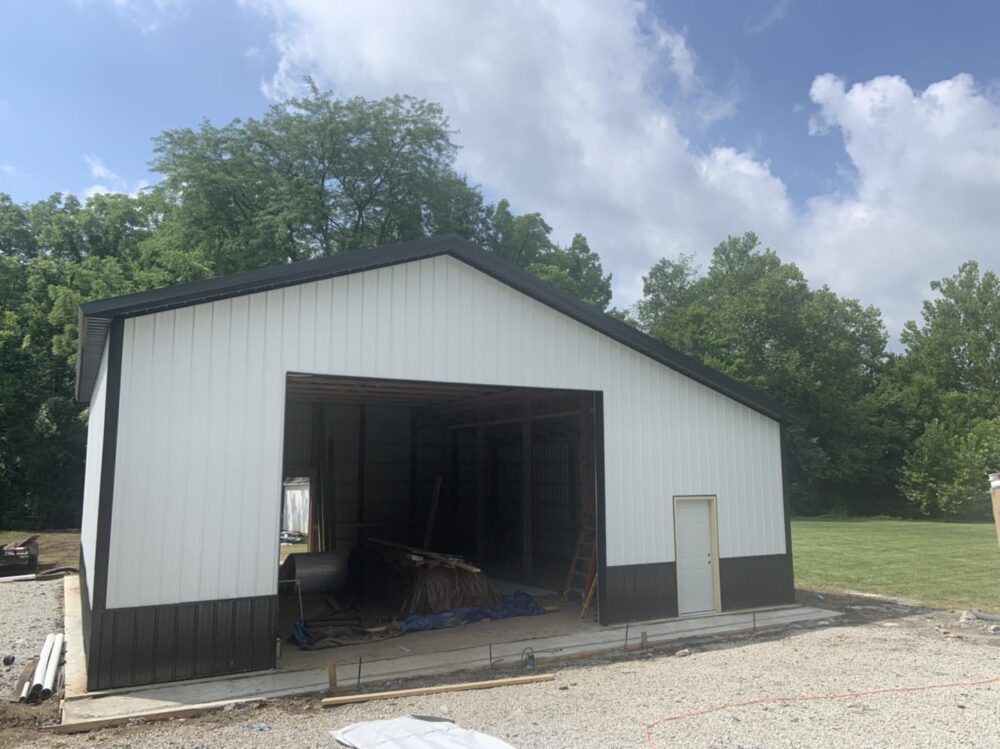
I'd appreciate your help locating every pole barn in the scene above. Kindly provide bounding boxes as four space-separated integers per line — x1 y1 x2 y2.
76 235 794 691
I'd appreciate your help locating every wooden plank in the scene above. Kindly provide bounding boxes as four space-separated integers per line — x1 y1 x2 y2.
321 673 555 706
309 402 326 553
356 404 366 526
476 410 487 560
409 412 418 545
447 409 581 430
578 392 595 528
423 476 443 550
522 400 533 578
324 438 336 550
367 537 480 572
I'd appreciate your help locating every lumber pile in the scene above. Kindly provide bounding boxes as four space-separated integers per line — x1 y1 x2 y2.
363 539 499 617
367 538 481 572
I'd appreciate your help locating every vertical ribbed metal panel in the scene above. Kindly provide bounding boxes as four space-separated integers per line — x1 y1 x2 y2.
108 255 785 608
80 341 108 605
87 595 277 691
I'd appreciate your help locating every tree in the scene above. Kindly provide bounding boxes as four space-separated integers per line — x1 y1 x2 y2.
0 89 614 528
480 201 612 309
151 89 484 271
528 234 613 310
636 233 892 513
0 191 173 527
901 417 1000 519
893 262 1000 517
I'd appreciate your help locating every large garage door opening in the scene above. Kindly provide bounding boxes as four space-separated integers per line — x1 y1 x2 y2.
276 373 600 653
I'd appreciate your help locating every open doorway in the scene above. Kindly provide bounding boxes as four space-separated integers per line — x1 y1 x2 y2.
275 374 600 656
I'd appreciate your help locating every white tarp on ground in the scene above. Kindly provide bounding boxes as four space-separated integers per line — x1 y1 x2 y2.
332 715 515 749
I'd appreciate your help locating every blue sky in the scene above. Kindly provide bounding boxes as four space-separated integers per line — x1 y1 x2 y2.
672 1 1000 203
2 1 1000 331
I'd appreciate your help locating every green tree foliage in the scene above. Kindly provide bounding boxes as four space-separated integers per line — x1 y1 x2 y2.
892 262 1000 518
0 89 611 528
901 418 1000 519
5 86 998 527
636 233 892 513
480 200 612 309
150 90 612 305
0 192 169 527
151 90 477 269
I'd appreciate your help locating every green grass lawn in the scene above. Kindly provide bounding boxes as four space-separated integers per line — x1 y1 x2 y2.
792 518 1000 612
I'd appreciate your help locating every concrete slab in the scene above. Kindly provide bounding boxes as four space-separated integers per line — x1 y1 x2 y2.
62 574 87 699
59 604 836 731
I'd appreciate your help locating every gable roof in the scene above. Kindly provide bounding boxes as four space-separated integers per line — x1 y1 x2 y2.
76 235 790 421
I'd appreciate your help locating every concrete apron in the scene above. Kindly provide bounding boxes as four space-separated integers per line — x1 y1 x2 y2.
58 592 836 732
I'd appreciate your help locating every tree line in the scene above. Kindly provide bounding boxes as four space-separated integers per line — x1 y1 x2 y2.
1 88 997 528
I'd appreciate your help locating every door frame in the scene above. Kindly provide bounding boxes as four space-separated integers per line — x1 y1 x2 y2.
673 495 722 615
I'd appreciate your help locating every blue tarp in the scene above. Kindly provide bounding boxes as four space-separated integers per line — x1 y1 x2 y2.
290 591 546 649
400 591 545 634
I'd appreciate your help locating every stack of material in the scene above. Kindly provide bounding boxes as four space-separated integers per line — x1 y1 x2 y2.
11 632 63 704
364 539 500 617
0 535 38 577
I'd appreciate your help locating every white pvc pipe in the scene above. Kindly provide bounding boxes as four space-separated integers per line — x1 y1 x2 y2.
19 678 30 702
30 633 55 700
0 573 38 583
40 633 64 699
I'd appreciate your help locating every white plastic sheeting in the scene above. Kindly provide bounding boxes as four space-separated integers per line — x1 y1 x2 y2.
332 716 515 749
282 479 310 534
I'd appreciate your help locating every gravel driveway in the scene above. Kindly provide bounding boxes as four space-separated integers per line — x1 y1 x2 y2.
0 578 63 698
6 598 999 748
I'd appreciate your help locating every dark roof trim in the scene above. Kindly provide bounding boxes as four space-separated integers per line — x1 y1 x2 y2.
75 235 791 422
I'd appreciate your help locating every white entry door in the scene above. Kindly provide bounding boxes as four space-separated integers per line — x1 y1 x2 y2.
675 497 718 615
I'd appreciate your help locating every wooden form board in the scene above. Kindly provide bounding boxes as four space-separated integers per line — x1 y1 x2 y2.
321 673 555 706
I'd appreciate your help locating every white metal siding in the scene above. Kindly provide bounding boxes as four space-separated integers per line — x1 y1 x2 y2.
80 342 108 605
107 255 785 608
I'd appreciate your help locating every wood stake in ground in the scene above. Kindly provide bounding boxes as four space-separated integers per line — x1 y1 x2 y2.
990 473 1000 546
321 673 555 706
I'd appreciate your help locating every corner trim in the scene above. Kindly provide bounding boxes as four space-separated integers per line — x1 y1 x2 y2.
779 424 795 568
92 319 123 612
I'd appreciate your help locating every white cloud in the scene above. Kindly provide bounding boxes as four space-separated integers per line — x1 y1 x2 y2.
242 0 773 304
654 26 697 91
74 0 186 33
799 73 1000 331
745 0 794 34
240 1 1000 334
83 154 149 198
0 163 14 175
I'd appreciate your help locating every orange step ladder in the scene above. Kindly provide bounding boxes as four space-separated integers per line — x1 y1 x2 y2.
562 495 597 618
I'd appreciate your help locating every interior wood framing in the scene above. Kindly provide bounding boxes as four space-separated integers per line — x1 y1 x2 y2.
280 373 599 590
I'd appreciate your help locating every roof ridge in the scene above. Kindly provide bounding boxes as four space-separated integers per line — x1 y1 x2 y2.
75 235 791 423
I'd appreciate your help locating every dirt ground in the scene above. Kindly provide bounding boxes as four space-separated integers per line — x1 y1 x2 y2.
2 589 1000 748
